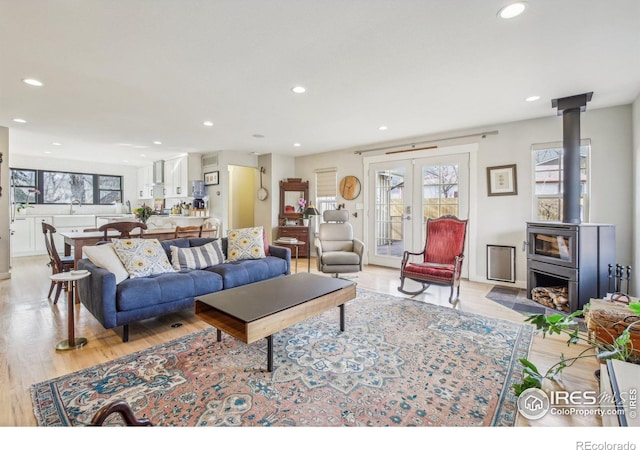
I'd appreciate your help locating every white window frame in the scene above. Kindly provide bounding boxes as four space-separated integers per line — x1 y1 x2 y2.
531 139 591 222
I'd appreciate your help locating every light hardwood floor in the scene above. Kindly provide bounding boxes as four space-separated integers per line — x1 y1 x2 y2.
0 255 601 427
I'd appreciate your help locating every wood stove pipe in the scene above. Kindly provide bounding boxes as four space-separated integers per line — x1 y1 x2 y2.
551 92 593 224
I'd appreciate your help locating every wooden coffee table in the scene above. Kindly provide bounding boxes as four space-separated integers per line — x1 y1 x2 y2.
195 273 356 371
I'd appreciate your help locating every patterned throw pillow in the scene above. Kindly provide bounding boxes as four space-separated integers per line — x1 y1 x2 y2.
227 226 266 262
112 238 175 278
170 240 225 271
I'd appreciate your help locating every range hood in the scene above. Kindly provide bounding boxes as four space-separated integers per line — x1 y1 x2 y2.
153 160 164 184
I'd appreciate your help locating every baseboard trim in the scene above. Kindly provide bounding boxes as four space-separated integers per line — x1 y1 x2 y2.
0 272 11 280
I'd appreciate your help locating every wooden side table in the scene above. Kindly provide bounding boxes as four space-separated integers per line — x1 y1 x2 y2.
50 270 91 351
273 239 306 273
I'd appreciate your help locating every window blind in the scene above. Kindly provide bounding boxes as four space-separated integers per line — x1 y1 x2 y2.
315 168 337 197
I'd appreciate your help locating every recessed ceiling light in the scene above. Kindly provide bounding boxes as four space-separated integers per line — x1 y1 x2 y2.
252 134 265 138
22 78 43 87
378 125 388 131
525 95 541 102
203 121 213 127
44 151 51 154
153 141 162 145
117 143 132 147
133 145 148 149
291 86 306 94
12 118 27 123
293 142 301 147
140 154 147 157
498 2 527 19
52 142 62 146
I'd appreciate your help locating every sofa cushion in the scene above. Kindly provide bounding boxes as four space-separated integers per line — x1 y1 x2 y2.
83 243 129 284
113 238 175 278
170 240 224 271
116 270 223 311
227 226 266 261
160 238 191 261
205 256 287 289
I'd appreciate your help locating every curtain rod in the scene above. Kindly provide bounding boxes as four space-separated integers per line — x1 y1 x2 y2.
354 130 499 155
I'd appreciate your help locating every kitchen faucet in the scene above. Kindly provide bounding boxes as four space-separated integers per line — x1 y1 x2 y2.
70 199 81 214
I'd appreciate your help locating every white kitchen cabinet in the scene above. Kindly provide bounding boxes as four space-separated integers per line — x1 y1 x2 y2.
137 165 154 199
11 216 53 257
163 154 202 199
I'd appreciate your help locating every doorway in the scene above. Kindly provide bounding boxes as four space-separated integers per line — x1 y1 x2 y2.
228 165 256 230
364 146 474 278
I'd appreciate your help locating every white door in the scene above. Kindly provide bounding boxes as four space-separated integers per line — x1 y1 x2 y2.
367 153 470 276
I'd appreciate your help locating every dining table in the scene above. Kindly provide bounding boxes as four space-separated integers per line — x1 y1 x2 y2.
59 228 205 266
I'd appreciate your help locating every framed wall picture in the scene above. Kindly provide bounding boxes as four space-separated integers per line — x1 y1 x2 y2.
204 171 219 186
487 164 517 196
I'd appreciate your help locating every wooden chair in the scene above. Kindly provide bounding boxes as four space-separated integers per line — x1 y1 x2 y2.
174 225 203 238
202 218 220 238
398 215 468 304
42 222 75 304
98 221 147 241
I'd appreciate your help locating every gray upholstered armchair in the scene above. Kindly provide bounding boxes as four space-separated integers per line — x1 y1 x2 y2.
315 210 365 277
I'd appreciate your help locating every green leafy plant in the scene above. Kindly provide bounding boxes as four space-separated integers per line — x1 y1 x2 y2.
133 205 154 224
512 302 640 397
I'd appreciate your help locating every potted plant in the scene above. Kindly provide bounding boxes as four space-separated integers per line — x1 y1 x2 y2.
133 205 154 224
513 302 640 396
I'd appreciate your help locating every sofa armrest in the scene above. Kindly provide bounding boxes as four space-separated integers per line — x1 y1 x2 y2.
77 259 119 329
268 245 292 275
353 238 365 269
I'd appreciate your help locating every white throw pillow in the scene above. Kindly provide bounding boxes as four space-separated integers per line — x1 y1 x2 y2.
83 243 129 284
226 226 266 262
170 240 225 271
112 238 175 278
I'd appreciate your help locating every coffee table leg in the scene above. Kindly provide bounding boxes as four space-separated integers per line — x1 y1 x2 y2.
266 335 273 372
339 304 345 332
216 329 222 342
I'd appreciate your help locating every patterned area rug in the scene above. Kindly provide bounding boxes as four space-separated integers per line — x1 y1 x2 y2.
31 288 533 427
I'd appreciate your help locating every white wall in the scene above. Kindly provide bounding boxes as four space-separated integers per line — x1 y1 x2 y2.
0 127 9 278
295 104 634 287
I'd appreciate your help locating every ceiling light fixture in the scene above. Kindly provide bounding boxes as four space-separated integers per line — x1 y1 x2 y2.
140 154 147 157
44 151 51 154
153 141 162 145
12 118 27 123
293 142 301 147
378 125 388 131
22 78 43 87
525 95 541 102
52 142 62 146
498 2 527 19
291 86 306 94
203 121 213 127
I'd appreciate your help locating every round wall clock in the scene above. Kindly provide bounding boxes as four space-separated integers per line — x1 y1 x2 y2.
339 175 361 200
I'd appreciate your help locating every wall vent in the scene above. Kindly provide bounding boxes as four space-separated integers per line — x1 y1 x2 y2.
202 154 219 168
487 245 516 283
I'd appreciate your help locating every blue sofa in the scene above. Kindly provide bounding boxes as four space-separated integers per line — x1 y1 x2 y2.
77 237 291 342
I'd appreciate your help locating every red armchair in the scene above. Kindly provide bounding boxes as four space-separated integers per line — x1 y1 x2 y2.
398 215 468 304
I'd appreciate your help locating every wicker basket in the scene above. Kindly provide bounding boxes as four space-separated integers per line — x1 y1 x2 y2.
585 298 640 356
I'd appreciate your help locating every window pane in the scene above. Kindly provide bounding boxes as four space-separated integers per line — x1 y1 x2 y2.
43 172 93 203
100 190 122 204
11 169 36 186
13 187 35 203
537 198 561 221
99 176 121 190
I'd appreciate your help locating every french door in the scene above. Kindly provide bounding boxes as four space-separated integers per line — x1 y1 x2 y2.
367 153 469 275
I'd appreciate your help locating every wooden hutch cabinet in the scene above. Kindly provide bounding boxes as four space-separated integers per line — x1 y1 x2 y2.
276 179 310 258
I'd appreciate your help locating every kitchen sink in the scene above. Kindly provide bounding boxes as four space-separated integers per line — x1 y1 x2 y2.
52 214 96 228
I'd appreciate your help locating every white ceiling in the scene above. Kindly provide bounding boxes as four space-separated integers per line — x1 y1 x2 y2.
1 0 639 167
